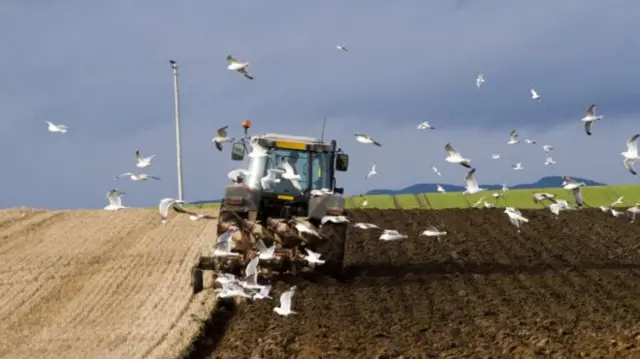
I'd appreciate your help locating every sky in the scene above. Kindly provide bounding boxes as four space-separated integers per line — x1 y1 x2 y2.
1 0 640 209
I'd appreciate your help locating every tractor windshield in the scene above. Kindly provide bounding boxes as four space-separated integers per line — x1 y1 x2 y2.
264 149 331 193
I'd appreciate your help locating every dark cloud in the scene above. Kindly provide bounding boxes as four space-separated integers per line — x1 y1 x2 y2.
1 1 639 209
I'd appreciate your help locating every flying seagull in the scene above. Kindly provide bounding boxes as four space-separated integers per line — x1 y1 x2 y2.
621 133 639 176
436 184 446 193
476 72 485 88
530 88 541 101
432 166 442 176
212 125 234 151
115 173 160 181
213 228 241 257
504 207 529 232
158 197 185 224
336 45 348 52
444 143 472 168
420 226 447 241
274 286 297 316
355 133 382 146
135 150 155 168
544 155 556 166
366 163 377 179
256 239 276 260
228 168 250 183
379 229 408 241
512 162 524 171
492 154 501 160
45 121 69 134
543 144 554 154
301 248 325 265
525 139 537 144
104 189 127 211
417 121 435 130
508 130 520 145
581 104 604 136
226 55 254 80
463 168 485 195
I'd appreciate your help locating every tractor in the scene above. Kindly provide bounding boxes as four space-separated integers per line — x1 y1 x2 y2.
191 121 350 293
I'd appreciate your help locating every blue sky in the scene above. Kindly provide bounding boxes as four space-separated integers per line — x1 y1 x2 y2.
1 0 639 209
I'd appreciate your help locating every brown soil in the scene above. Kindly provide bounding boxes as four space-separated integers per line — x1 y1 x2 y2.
0 207 220 359
207 208 640 358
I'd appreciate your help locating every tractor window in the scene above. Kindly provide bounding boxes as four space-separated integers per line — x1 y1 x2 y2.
311 152 332 190
265 149 311 192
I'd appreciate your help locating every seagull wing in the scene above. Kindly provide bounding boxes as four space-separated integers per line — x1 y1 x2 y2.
226 55 240 65
624 158 638 175
627 134 640 154
444 143 459 157
279 287 295 312
217 125 229 138
245 256 259 277
585 121 593 136
572 187 584 207
159 198 176 218
107 190 121 206
135 150 141 161
509 130 518 141
586 104 596 117
464 168 479 189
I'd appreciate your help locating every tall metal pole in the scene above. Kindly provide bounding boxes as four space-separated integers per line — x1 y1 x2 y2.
169 60 184 201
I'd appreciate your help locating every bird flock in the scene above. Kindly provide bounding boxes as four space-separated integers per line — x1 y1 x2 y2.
43 43 640 317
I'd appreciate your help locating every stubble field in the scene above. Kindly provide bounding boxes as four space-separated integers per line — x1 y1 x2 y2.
0 207 220 359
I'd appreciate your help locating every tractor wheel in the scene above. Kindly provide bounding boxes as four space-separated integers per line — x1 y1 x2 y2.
316 223 347 278
192 267 203 294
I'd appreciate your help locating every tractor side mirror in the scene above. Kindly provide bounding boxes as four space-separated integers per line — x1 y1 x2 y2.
231 143 245 161
335 153 349 172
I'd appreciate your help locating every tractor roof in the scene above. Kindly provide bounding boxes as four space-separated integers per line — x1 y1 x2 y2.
256 133 328 145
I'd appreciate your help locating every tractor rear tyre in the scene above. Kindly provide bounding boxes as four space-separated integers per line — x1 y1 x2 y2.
316 223 347 278
192 267 203 294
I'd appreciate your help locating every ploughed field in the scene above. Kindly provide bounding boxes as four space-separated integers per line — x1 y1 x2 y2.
0 207 220 359
207 208 640 358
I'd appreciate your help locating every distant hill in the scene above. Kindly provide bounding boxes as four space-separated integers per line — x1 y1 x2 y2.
365 176 606 195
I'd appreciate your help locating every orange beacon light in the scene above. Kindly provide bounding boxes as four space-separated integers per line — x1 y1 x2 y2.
242 120 251 129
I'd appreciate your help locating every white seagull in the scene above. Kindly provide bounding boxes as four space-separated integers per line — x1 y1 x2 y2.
544 155 556 166
366 163 377 179
420 226 447 240
104 189 127 211
280 158 302 191
336 45 348 52
260 168 284 191
463 168 485 195
239 256 267 290
256 239 276 260
530 88 541 101
135 150 155 168
248 136 268 158
476 72 485 88
321 215 350 225
213 229 241 257
274 286 297 316
353 222 379 229
253 285 273 300
158 197 186 224
379 229 408 241
491 154 501 160
525 139 537 144
226 55 254 80
293 220 321 238
543 145 554 154
436 184 446 193
508 130 520 145
355 133 382 147
628 204 640 223
115 172 160 181
45 121 69 133
301 248 325 265
417 121 435 130
581 104 604 136
432 166 442 176
444 143 472 168
212 125 234 151
512 162 524 171
504 207 529 231
621 133 639 176
215 282 253 299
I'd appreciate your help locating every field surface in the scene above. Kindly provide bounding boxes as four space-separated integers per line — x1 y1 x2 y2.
347 184 640 209
206 208 640 358
0 207 220 359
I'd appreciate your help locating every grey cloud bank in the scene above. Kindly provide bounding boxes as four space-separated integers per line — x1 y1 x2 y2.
1 1 639 209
